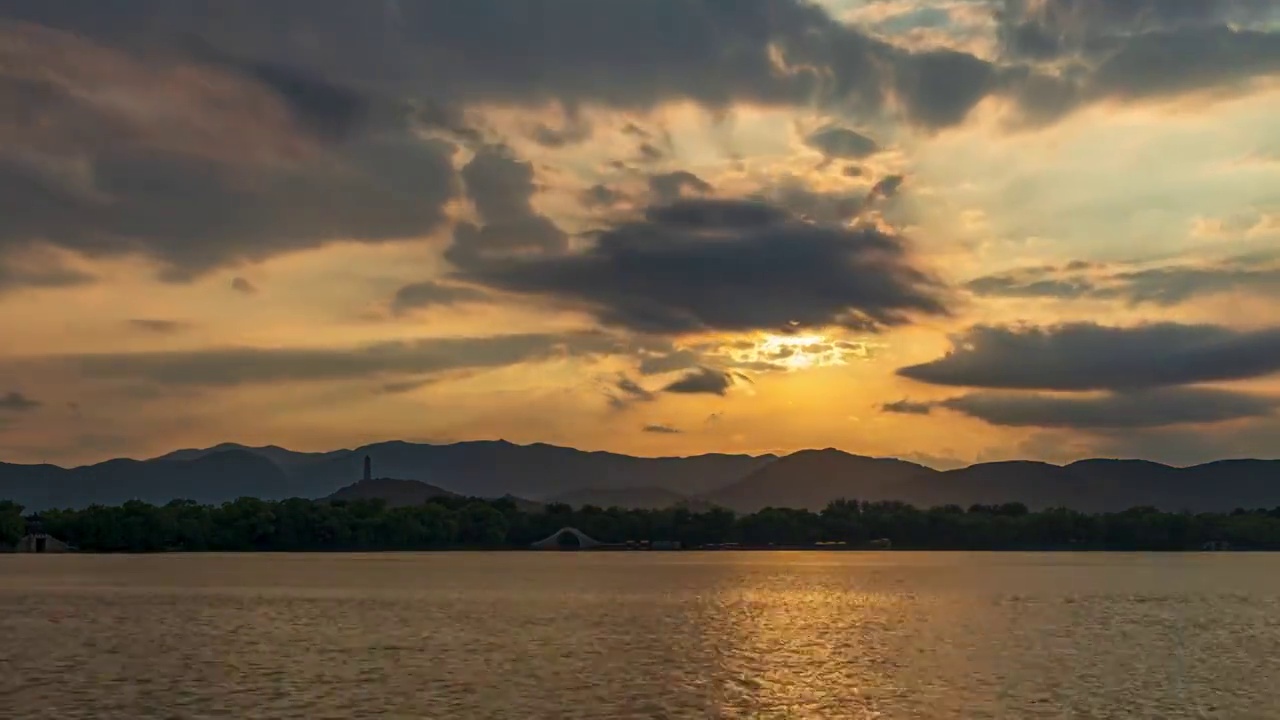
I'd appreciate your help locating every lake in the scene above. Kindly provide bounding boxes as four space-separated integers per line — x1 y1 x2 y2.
2 552 1279 718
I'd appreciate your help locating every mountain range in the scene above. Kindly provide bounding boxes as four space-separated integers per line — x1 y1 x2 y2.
1 440 1277 514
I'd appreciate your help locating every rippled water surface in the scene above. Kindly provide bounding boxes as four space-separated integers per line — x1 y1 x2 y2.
3 552 1280 719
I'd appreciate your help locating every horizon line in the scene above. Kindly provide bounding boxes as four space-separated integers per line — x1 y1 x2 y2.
5 437 1276 472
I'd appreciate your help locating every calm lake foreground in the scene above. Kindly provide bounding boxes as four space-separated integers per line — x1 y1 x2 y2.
3 552 1280 719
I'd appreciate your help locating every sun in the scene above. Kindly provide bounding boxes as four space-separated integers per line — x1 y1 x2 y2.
726 333 857 371
758 334 827 369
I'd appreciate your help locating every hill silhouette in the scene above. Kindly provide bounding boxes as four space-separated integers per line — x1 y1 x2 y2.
0 449 295 510
705 449 935 512
326 477 460 506
703 451 1280 514
326 477 544 513
549 485 690 510
152 440 773 501
0 440 1277 513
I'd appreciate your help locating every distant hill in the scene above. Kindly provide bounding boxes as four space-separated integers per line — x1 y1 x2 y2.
706 449 935 512
704 450 1280 514
151 439 776 501
549 486 690 510
0 450 297 511
2 440 1277 513
0 440 771 511
326 478 459 506
327 478 545 512
155 443 346 470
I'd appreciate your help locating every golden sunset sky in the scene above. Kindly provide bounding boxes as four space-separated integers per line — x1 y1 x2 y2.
2 0 1279 467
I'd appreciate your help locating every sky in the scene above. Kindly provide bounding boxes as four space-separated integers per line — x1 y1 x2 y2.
1 0 1279 467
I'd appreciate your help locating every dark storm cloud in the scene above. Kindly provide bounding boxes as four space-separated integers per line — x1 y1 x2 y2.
0 391 39 412
937 388 1277 429
893 49 997 128
642 423 682 434
24 137 455 279
27 333 617 387
126 319 190 335
965 257 1280 306
189 42 372 142
0 79 459 278
390 281 489 315
898 322 1280 391
645 199 790 229
0 16 458 279
3 0 1001 130
230 277 258 295
648 172 713 204
996 0 1279 59
580 184 625 209
456 198 946 335
6 0 1276 284
1090 26 1280 100
444 145 568 268
0 23 460 280
803 126 880 159
994 0 1280 115
8 0 1279 163
663 367 735 396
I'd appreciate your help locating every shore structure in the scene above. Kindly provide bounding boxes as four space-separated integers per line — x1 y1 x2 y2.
531 527 603 550
529 528 687 551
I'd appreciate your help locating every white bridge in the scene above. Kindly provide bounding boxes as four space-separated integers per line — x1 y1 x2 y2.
530 527 602 550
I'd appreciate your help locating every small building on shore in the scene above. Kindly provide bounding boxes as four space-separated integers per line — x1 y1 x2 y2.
15 517 72 553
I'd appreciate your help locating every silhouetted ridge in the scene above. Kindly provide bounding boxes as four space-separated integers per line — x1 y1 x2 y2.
549 486 690 510
1 441 1277 513
327 478 458 506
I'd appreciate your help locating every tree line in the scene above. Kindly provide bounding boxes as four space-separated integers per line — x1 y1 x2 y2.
4 496 1280 552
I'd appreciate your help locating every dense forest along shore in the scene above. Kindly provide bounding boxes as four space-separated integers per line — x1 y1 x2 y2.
5 497 1280 553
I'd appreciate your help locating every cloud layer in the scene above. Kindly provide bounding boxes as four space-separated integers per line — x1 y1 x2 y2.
458 198 947 335
19 333 617 387
5 0 1279 281
887 388 1277 429
966 256 1280 307
899 322 1280 391
0 19 459 280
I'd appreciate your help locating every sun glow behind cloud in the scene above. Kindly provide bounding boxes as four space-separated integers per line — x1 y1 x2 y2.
727 333 873 372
